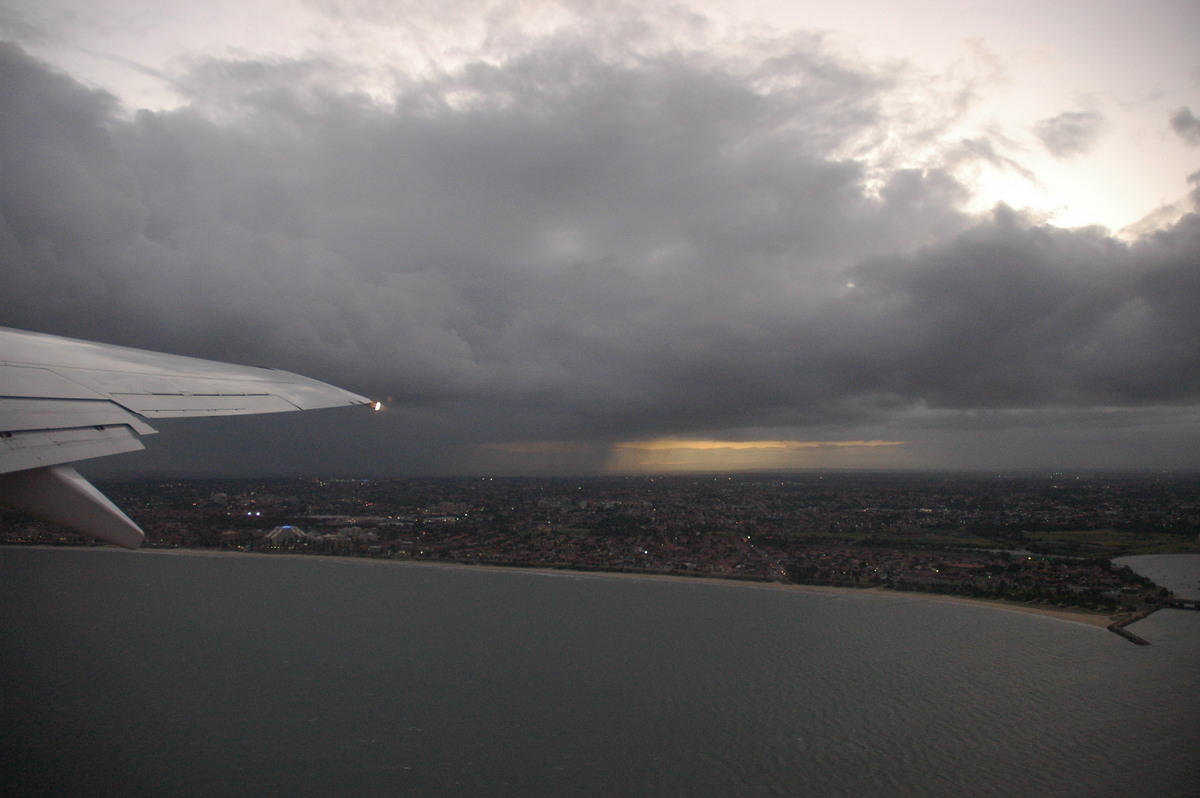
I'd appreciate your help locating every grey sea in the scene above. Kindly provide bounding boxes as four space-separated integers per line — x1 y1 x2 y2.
2 547 1198 797
1114 553 1200 601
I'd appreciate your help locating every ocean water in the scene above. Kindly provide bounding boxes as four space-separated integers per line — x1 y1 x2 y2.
1115 553 1200 600
2 547 1197 797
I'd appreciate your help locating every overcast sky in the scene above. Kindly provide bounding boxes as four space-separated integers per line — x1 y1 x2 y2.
2 0 1198 476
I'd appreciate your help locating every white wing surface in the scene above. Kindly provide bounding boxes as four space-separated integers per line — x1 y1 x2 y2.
0 327 373 548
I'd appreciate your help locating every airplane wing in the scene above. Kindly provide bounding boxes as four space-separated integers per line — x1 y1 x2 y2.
0 326 374 548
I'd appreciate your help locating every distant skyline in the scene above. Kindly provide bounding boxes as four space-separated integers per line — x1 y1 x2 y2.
2 0 1198 476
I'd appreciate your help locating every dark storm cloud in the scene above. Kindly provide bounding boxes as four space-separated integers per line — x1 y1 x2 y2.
1 35 1198 474
847 205 1200 407
1170 107 1200 146
1033 110 1105 158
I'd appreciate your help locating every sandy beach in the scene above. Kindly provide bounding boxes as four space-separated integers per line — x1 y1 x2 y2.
532 564 1118 628
134 546 1120 629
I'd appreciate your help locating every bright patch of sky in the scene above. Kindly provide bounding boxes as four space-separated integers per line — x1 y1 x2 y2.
741 0 1199 232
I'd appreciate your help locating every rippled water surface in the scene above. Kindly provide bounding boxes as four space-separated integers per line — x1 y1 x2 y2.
3 548 1197 796
1116 553 1200 600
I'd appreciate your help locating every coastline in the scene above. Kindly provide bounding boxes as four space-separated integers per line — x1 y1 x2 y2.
538 565 1120 629
123 546 1122 630
4 544 1120 629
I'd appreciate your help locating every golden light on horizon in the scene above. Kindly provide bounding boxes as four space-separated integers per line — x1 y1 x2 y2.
606 439 905 472
615 439 903 451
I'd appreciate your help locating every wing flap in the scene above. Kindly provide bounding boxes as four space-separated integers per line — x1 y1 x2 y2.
0 397 158 435
0 391 157 474
0 425 145 473
110 391 300 416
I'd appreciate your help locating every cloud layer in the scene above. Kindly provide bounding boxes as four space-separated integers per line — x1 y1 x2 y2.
1172 107 1200 146
1034 110 1105 158
1 26 1198 474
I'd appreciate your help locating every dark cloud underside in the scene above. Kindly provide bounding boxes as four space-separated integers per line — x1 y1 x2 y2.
1 37 1198 474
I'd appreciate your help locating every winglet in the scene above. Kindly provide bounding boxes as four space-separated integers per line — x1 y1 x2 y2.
0 465 145 549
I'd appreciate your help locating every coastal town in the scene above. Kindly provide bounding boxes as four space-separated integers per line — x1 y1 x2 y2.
4 472 1197 618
